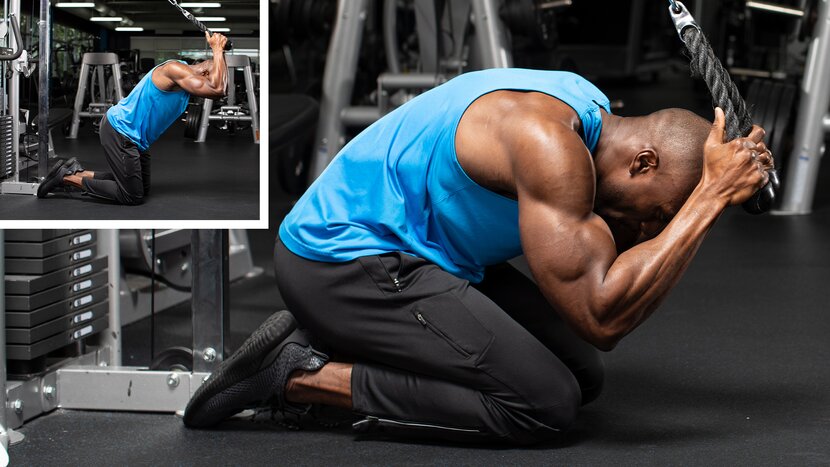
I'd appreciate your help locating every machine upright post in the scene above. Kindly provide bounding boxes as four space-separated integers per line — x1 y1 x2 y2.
9 0 20 184
68 64 89 140
243 64 259 144
37 0 50 179
776 0 830 214
0 230 8 453
190 230 230 373
309 0 369 182
470 0 513 69
100 230 122 366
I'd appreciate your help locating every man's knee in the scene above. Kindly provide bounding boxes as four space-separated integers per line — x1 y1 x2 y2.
120 184 145 205
121 192 145 205
485 375 582 445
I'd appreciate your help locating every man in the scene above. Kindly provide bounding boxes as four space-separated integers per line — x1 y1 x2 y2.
183 69 773 444
36 32 228 205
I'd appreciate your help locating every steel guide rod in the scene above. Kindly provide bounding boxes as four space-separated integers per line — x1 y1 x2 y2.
37 0 49 179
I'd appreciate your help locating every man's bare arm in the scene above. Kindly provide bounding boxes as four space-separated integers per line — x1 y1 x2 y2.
517 108 768 351
170 32 228 99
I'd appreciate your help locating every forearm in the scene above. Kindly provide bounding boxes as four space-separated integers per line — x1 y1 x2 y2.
209 47 227 94
593 183 727 345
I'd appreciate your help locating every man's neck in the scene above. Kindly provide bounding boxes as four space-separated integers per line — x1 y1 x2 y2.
596 110 625 156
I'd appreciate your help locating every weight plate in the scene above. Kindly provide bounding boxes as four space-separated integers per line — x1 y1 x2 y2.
761 81 783 141
149 346 193 372
184 104 202 139
751 80 774 128
770 83 796 166
745 79 762 118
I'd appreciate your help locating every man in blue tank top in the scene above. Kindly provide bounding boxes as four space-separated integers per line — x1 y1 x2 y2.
183 69 774 444
36 32 229 205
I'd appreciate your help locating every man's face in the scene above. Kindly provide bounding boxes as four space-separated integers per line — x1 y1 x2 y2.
595 170 692 251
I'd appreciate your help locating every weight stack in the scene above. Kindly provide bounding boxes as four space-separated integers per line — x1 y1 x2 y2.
4 230 109 376
0 114 14 179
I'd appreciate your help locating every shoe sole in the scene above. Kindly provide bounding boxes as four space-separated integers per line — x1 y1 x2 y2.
183 310 298 428
36 159 67 198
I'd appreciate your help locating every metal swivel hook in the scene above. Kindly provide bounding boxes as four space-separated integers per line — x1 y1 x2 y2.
669 0 681 13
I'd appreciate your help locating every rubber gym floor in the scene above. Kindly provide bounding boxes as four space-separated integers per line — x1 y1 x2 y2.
11 71 830 465
0 119 260 221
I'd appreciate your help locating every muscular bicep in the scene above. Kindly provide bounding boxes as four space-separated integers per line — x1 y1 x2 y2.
519 196 617 325
174 74 220 98
513 127 619 341
164 63 224 98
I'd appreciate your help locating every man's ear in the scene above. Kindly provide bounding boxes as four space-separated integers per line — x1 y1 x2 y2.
629 148 658 176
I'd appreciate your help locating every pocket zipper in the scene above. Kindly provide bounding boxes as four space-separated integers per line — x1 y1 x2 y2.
415 312 471 358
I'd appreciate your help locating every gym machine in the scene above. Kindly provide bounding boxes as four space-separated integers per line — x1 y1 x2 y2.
309 0 527 182
0 229 260 449
185 54 260 144
775 0 830 214
716 0 830 214
0 0 62 196
67 53 125 139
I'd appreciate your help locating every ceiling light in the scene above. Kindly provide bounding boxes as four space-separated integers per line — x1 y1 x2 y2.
181 2 221 7
195 17 225 22
90 16 123 22
56 2 95 7
746 1 804 16
209 27 230 32
116 27 144 31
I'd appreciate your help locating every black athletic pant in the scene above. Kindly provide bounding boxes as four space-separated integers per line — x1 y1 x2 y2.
81 117 151 205
274 239 604 445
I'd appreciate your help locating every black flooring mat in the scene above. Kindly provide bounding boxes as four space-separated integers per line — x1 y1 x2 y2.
0 120 260 220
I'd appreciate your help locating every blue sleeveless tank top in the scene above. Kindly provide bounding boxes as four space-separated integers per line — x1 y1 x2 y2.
107 60 191 151
280 68 610 283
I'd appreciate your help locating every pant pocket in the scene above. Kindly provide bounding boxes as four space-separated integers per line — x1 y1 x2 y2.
410 291 494 361
358 253 403 295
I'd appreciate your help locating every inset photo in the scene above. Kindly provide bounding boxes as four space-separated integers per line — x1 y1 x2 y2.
0 0 262 221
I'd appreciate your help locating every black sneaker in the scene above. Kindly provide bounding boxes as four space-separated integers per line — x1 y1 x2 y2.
183 310 329 428
36 157 85 198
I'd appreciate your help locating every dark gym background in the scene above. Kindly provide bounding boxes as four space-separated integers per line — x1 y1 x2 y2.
11 0 830 464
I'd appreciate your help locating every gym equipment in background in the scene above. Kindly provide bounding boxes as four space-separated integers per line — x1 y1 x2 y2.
0 0 71 195
0 229 259 435
776 0 830 214
3 231 107 376
187 55 260 144
309 0 535 183
67 53 125 139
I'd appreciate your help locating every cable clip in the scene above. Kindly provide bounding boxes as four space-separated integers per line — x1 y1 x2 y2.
668 1 700 41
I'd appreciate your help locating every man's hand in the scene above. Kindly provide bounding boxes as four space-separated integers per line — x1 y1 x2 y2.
700 107 771 206
206 31 227 51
